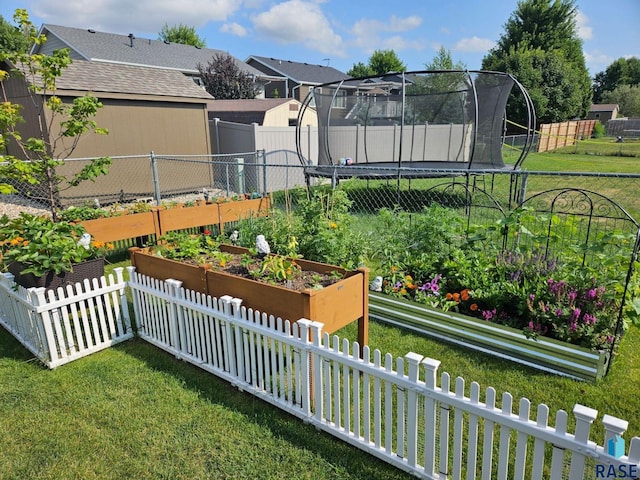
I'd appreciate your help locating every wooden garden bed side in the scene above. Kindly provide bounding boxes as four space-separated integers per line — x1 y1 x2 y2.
129 247 208 293
217 197 271 233
156 202 219 236
80 210 159 243
368 291 609 381
128 245 369 349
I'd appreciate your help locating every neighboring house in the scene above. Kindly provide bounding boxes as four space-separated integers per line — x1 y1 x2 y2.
33 24 282 98
2 58 214 204
587 104 620 123
245 56 351 102
207 98 317 127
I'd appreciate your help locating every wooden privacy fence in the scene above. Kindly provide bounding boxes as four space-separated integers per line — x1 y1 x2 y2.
127 268 640 480
0 268 132 369
537 120 596 152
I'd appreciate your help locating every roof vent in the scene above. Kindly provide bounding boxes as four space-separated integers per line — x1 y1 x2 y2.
87 29 95 33
128 33 135 47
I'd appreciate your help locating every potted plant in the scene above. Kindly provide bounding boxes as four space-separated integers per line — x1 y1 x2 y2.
129 230 369 346
0 212 113 290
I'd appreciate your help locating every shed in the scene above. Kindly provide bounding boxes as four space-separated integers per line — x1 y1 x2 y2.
2 59 214 205
207 98 317 127
587 104 619 123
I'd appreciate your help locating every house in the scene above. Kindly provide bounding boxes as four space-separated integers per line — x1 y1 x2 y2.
2 58 215 204
207 98 317 127
32 24 282 98
245 56 351 102
587 104 620 123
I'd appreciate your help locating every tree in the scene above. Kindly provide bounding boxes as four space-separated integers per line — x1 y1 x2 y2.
481 0 592 125
346 61 373 78
158 23 205 48
425 46 466 71
346 49 406 77
197 53 257 100
602 84 640 118
592 57 640 103
0 9 110 221
0 15 29 53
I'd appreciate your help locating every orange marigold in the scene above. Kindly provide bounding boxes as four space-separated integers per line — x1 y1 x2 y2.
452 292 461 302
470 303 478 311
461 289 470 301
445 292 453 300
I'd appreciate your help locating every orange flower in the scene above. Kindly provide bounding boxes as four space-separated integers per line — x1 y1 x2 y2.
461 289 470 301
22 240 29 247
400 288 407 295
452 292 461 302
9 238 21 246
329 222 338 229
106 243 115 250
445 292 453 300
470 303 478 311
391 266 398 272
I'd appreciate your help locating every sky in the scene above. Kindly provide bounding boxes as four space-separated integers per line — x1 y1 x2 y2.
1 0 638 77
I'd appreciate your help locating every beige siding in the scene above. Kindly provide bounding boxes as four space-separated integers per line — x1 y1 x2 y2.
47 98 210 158
262 101 318 127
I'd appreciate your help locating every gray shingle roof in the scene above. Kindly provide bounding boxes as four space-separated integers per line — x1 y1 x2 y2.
246 56 350 85
28 59 213 100
39 24 266 78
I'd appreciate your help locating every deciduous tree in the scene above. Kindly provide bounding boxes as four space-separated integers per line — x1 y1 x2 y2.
593 57 640 103
0 9 110 220
347 49 406 77
158 23 205 48
197 53 257 100
481 0 591 125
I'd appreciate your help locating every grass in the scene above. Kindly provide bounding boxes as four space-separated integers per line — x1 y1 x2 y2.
2 143 640 478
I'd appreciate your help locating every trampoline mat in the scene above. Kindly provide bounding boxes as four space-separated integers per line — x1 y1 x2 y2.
304 162 517 180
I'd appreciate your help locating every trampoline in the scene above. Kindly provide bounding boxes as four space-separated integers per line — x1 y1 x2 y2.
295 70 536 181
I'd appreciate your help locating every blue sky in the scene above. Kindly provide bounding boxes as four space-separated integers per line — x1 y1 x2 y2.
1 0 638 76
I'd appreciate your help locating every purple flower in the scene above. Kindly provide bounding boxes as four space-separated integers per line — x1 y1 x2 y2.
529 294 535 302
582 313 596 325
570 321 578 332
555 308 563 317
586 289 597 300
571 307 581 321
482 308 497 321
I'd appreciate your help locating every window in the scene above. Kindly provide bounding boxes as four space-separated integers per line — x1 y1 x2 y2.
333 90 347 109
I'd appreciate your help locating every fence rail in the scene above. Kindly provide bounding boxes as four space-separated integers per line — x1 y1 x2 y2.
0 268 132 368
127 268 640 480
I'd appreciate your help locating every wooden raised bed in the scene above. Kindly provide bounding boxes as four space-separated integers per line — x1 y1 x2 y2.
79 197 271 243
80 211 158 243
129 244 369 348
368 292 610 381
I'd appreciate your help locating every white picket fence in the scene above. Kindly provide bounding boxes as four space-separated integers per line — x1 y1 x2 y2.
127 267 640 480
0 268 132 368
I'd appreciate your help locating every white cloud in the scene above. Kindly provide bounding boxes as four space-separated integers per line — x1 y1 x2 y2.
453 36 495 53
28 0 243 36
575 10 593 41
252 0 344 56
352 14 422 37
221 22 248 37
381 36 424 52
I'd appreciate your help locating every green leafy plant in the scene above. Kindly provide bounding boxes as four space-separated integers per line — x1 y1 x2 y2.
0 213 113 277
0 9 111 221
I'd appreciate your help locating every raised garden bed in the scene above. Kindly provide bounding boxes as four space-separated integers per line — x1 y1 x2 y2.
368 291 610 381
77 196 271 243
129 244 369 348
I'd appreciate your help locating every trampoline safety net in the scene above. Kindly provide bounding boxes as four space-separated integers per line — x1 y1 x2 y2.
296 70 535 179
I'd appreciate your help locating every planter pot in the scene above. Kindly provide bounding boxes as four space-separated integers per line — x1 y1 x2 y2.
8 257 106 291
129 245 369 347
368 291 610 382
